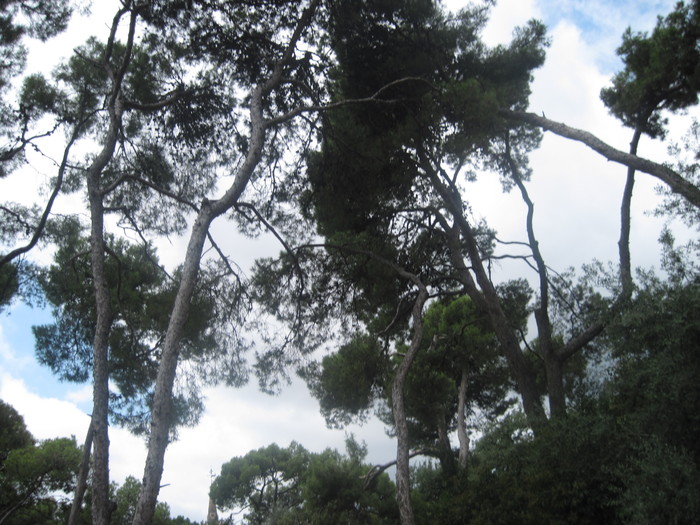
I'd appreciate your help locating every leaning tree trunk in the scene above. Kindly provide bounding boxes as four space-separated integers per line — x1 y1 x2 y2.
424 162 546 425
390 272 429 525
131 5 322 523
499 109 700 210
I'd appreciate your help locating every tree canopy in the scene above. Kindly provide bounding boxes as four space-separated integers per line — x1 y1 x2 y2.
1 0 699 524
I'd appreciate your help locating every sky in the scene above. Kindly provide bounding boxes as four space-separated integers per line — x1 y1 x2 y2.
0 0 692 521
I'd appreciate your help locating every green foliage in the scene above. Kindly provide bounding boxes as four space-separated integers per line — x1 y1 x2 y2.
604 276 700 464
32 220 236 434
0 400 33 462
0 433 81 525
0 261 19 310
658 120 700 228
614 437 700 525
311 334 388 427
601 0 700 136
211 442 309 524
299 445 398 524
212 439 397 525
399 275 700 524
0 0 72 91
309 292 514 482
111 476 172 525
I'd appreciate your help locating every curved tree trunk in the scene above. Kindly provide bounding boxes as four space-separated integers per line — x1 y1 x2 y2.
619 127 642 298
500 109 700 210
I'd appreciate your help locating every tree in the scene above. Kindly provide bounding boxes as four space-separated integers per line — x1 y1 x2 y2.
311 294 515 473
600 0 700 295
110 477 171 525
0 0 73 308
211 442 309 525
0 402 81 525
211 439 397 525
33 223 232 434
0 401 33 461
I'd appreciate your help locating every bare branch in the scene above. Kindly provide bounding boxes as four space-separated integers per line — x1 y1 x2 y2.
265 77 434 127
362 447 438 489
235 201 304 284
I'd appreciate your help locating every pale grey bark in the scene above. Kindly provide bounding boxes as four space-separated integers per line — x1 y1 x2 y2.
86 7 137 524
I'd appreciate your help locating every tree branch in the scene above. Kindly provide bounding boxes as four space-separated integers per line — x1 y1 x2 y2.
362 447 437 490
0 124 81 270
265 77 434 127
500 109 700 209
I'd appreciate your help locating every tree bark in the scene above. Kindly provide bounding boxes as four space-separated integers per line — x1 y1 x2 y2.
390 275 429 525
457 367 469 470
424 163 546 425
619 127 642 298
87 96 121 525
86 8 136 524
68 418 94 525
436 408 456 475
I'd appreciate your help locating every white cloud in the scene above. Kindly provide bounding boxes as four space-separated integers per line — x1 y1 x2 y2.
482 0 541 46
66 384 94 405
1 373 90 441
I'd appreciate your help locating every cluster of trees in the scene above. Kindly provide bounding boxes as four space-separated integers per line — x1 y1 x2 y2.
1 0 699 523
0 400 197 525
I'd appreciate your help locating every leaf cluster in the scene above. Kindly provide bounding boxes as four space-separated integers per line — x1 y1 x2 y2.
601 0 700 137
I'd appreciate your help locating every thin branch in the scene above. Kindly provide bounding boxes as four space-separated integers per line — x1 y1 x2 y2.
0 124 81 269
205 232 245 290
123 88 183 112
235 201 304 285
101 174 200 211
362 447 437 490
265 77 434 127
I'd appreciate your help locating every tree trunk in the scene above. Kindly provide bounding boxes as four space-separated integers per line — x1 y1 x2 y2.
391 280 429 525
436 408 456 476
131 209 216 525
619 127 642 298
87 92 122 524
426 169 545 425
544 353 566 417
68 418 94 525
457 367 469 470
